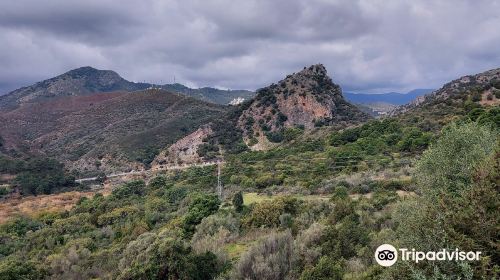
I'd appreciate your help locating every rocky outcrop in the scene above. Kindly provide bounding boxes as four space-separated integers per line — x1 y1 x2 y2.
151 125 213 170
237 64 369 149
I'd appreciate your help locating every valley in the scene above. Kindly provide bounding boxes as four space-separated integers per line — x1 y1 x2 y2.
0 64 498 280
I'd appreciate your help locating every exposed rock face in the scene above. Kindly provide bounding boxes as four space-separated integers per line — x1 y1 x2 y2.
237 64 369 148
151 125 213 170
391 67 500 115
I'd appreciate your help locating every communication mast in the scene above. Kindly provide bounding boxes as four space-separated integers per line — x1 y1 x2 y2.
217 161 223 199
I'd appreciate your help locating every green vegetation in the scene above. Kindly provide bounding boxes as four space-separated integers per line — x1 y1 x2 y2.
198 117 248 160
232 191 244 212
1 62 499 280
389 122 499 279
0 156 76 195
223 119 428 190
0 120 497 279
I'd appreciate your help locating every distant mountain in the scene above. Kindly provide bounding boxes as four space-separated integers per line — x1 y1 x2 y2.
344 89 434 105
0 67 255 111
0 67 150 111
354 102 397 117
161 83 255 105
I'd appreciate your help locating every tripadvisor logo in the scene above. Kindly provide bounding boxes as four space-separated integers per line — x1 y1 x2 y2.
375 244 482 267
375 244 398 267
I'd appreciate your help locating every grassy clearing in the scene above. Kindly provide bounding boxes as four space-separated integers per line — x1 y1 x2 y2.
243 192 330 206
0 190 110 224
242 191 415 206
225 243 249 260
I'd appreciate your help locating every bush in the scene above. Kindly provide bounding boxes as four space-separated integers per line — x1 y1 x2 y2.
112 180 146 199
299 256 343 280
0 187 8 197
255 174 283 189
13 157 75 195
321 217 368 260
232 191 244 212
394 122 499 279
329 198 356 224
118 233 220 280
282 127 303 142
147 176 169 190
266 130 284 143
182 194 220 237
332 186 349 200
235 230 293 280
191 212 240 264
0 258 46 280
244 197 298 228
293 223 326 270
416 122 497 195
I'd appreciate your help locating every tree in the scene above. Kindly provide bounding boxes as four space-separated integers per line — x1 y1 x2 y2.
183 194 220 237
12 157 75 195
118 233 220 280
232 191 244 212
393 122 499 279
299 256 343 280
416 122 497 196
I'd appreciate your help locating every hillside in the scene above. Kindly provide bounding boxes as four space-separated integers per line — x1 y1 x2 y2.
0 67 499 280
392 68 500 130
162 83 255 105
0 66 255 111
237 64 369 149
0 89 227 175
152 64 370 167
0 67 150 111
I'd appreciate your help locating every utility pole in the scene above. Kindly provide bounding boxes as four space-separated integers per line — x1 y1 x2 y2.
217 161 223 199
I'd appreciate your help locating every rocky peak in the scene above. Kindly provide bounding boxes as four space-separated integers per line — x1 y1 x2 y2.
294 64 328 80
237 64 369 149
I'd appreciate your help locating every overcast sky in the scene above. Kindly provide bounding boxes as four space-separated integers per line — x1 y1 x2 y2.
1 0 499 94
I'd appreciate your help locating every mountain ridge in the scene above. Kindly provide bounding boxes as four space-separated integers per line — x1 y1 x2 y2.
0 88 227 175
391 67 500 130
344 89 434 105
0 66 255 110
152 64 370 167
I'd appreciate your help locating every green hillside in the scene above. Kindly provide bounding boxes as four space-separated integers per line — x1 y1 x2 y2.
0 68 499 280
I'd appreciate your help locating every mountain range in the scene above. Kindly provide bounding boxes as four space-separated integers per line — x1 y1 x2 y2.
0 66 254 110
0 65 368 175
1 66 435 108
1 65 498 176
344 89 434 105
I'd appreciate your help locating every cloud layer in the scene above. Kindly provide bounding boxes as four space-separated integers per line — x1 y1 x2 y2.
1 0 499 94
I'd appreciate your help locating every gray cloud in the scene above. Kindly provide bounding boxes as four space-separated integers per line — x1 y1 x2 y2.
1 0 499 94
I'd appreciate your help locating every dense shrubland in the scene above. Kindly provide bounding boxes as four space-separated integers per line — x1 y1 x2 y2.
0 118 497 279
0 156 76 195
223 118 430 190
